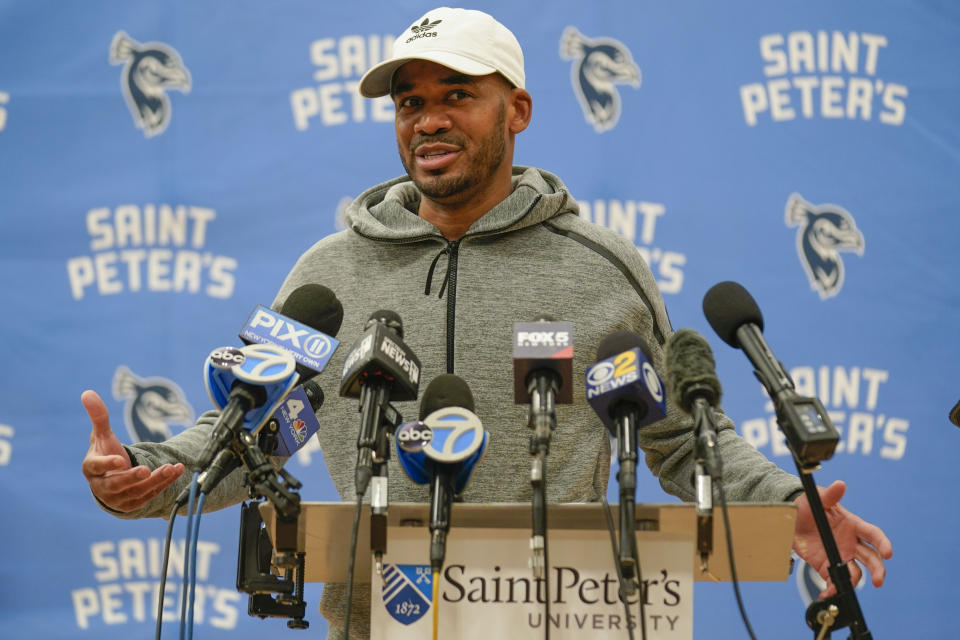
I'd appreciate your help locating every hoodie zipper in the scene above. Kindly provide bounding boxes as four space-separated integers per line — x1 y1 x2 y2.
444 239 460 374
355 193 545 375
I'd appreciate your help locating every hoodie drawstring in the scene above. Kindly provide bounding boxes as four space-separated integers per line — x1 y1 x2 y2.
424 245 450 299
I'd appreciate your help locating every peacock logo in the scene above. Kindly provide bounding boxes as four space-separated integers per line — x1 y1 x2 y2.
112 366 194 443
786 193 865 300
560 27 641 133
109 31 191 138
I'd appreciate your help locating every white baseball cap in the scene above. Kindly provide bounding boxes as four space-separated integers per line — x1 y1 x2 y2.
358 7 525 98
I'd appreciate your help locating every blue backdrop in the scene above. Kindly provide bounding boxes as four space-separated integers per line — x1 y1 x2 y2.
1 1 958 638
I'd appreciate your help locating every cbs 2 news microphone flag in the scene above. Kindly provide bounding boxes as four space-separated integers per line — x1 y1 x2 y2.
1 1 957 638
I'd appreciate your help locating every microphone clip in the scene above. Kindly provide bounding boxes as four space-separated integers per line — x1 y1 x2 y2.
526 371 559 457
690 397 722 479
239 430 303 524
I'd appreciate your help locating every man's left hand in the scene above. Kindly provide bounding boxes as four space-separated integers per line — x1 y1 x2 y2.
792 480 893 598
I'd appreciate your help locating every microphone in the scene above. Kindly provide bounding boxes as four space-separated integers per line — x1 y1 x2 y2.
240 283 343 377
664 328 723 572
706 282 876 638
182 342 299 503
201 343 299 454
395 374 488 572
703 281 840 468
512 316 574 404
241 284 342 457
340 309 421 497
190 285 344 500
513 314 573 579
585 330 668 433
585 330 667 586
193 377 325 503
260 376 325 457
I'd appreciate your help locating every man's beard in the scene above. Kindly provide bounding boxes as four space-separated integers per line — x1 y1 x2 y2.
401 102 507 202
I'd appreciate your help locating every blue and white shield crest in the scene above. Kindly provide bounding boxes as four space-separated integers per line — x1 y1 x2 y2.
382 564 432 625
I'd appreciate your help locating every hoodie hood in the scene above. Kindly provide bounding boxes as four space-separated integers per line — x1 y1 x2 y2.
344 166 579 242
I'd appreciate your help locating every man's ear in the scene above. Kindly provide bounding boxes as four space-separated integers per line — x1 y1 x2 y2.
508 88 533 134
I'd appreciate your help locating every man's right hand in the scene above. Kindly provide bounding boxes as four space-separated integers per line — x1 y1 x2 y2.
81 390 185 513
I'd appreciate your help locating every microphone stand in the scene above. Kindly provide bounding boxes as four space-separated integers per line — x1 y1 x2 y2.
369 400 401 584
612 404 638 594
690 395 722 574
795 467 871 640
527 372 558 580
235 429 309 629
352 379 402 583
772 413 872 639
733 322 871 638
527 372 558 640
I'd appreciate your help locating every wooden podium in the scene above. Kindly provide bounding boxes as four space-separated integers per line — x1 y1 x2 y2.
260 501 797 583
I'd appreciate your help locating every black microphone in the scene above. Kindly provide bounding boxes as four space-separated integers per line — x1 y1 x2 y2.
703 281 840 468
340 310 421 496
512 314 573 578
340 310 420 581
586 330 667 587
240 283 344 379
396 374 488 572
512 315 574 405
665 328 723 572
244 284 341 459
277 284 345 344
258 375 325 457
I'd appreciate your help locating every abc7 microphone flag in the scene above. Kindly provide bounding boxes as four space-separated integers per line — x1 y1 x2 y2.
396 406 488 483
204 343 299 434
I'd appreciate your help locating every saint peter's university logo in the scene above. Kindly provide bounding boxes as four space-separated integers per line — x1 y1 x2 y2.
382 563 433 625
785 193 865 300
109 31 191 138
560 27 641 133
113 366 194 443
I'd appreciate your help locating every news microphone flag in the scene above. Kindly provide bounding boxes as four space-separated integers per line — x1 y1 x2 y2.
340 316 421 401
512 320 574 403
396 409 488 494
203 343 299 435
585 345 667 432
240 304 339 374
269 383 323 457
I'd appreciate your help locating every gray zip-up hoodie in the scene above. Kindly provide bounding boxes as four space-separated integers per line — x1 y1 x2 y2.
113 166 801 639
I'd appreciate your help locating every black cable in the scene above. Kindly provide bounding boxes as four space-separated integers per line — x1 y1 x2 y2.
178 473 199 640
154 503 179 640
630 541 649 640
342 493 364 640
542 499 551 640
601 498 637 640
717 481 759 640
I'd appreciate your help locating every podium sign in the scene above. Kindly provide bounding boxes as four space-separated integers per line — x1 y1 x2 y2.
371 527 694 640
259 501 795 638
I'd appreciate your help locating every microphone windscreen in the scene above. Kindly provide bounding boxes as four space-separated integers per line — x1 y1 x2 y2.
596 330 651 362
419 374 475 419
665 329 722 410
702 281 764 348
301 376 325 411
281 284 344 337
367 309 404 338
